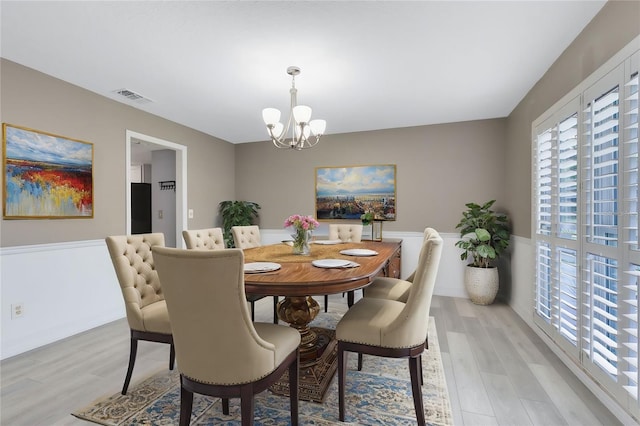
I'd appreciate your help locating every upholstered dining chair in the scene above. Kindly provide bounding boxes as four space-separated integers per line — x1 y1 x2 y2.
182 227 225 250
335 228 443 425
328 223 363 243
363 272 414 302
183 227 278 324
362 228 437 303
231 225 261 249
153 247 300 426
326 223 364 312
105 233 175 395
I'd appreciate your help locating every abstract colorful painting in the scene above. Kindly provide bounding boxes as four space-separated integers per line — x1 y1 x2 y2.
3 124 93 219
315 164 396 221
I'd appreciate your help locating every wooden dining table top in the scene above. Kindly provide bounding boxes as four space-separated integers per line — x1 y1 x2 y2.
243 239 401 297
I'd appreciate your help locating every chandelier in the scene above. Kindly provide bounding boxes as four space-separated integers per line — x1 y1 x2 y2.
262 66 326 150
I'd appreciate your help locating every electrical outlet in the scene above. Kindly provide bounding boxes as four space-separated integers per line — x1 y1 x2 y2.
11 303 24 319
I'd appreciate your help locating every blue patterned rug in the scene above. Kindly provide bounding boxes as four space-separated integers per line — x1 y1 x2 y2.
73 314 452 425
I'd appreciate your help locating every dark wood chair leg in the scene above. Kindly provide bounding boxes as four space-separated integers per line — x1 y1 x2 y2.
222 398 230 415
409 356 426 426
169 343 176 370
240 385 254 426
324 295 329 312
357 353 363 371
250 300 255 321
422 335 428 385
418 354 423 387
273 296 279 324
121 336 138 394
179 385 194 426
338 344 347 421
347 290 355 307
289 351 299 426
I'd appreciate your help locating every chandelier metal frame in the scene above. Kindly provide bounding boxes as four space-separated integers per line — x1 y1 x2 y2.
262 66 326 150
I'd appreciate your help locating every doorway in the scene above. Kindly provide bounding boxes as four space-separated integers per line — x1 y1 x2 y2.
126 130 187 247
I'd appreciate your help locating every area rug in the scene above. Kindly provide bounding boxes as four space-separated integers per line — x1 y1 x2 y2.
73 314 452 425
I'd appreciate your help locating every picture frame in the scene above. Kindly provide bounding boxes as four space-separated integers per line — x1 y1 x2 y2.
315 164 396 221
3 123 94 219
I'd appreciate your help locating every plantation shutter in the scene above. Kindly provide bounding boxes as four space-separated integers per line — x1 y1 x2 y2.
533 100 580 354
621 54 639 404
533 42 639 418
582 64 623 389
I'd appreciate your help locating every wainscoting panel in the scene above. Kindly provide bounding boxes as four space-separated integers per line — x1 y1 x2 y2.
1 240 124 360
1 231 470 360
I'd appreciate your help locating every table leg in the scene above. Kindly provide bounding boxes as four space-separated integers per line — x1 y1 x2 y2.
277 296 321 362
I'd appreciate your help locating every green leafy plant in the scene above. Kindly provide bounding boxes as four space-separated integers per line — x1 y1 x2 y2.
360 211 374 226
455 200 510 268
218 200 261 248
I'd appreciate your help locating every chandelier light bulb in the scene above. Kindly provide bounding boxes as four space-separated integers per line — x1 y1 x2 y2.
292 105 312 124
271 122 284 138
262 108 281 126
309 119 326 136
263 66 325 150
295 124 311 139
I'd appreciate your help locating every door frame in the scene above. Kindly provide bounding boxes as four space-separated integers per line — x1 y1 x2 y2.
125 130 187 247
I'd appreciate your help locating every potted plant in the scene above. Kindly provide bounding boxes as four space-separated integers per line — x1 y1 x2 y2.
218 200 261 248
360 211 374 226
455 200 510 304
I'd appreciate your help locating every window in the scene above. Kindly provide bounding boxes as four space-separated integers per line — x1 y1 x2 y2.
533 44 639 418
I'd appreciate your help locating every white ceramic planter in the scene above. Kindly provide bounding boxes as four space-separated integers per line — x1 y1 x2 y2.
464 266 499 305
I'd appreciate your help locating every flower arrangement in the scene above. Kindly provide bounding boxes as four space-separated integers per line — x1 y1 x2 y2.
284 214 319 255
284 214 319 232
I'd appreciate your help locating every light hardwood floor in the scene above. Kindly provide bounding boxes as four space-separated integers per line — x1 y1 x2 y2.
1 295 622 425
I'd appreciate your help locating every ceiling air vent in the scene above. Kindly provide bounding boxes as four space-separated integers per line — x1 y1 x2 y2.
113 88 153 104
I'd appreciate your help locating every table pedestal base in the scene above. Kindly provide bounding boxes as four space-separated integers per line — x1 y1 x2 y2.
277 296 323 362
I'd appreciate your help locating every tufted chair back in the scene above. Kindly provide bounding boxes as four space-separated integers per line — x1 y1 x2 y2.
231 225 261 249
153 247 299 384
105 233 166 331
183 227 225 250
328 224 363 243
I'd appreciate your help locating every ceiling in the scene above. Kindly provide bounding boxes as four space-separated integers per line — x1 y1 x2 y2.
1 1 607 144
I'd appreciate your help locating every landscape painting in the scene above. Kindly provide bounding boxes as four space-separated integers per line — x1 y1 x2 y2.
3 124 93 219
315 164 396 221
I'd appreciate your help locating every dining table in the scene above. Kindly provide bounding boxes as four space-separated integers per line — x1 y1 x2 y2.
243 239 401 362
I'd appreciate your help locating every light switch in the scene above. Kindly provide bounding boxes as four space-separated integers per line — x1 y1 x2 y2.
158 210 163 219
188 209 194 219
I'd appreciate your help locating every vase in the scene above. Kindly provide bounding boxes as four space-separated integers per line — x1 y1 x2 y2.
292 229 311 255
464 266 499 305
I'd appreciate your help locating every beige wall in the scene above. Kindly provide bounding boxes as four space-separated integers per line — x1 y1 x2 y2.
2 0 638 245
0 59 236 247
236 119 507 233
505 0 640 238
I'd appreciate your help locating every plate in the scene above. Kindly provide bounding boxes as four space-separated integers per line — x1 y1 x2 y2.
244 262 281 273
312 259 353 268
339 249 379 256
312 239 343 245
